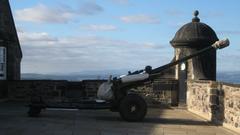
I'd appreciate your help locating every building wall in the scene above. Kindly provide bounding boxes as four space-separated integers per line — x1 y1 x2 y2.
0 0 22 81
6 80 106 102
187 80 240 133
175 48 194 80
7 46 21 80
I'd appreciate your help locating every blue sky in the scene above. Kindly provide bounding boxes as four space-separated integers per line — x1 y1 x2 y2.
9 0 240 74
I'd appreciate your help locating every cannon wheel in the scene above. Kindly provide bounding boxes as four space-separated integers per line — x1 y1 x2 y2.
119 94 147 122
28 106 42 117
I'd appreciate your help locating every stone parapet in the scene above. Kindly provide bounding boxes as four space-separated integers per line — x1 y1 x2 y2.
187 80 212 120
136 79 178 106
2 79 178 106
187 80 240 133
4 80 106 102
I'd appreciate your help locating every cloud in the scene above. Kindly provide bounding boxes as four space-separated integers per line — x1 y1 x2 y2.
78 2 104 15
81 24 117 31
143 42 166 49
15 2 103 23
217 30 240 35
18 31 169 73
18 31 58 45
15 4 74 23
120 14 160 24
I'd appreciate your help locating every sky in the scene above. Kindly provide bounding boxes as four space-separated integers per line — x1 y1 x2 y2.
9 0 240 74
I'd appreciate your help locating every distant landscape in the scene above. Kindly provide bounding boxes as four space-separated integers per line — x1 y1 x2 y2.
21 71 240 84
217 71 240 84
21 69 126 81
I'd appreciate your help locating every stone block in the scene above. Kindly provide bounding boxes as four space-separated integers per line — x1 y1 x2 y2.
209 89 218 95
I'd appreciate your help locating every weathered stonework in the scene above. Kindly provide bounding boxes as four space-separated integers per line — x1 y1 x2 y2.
3 79 179 106
187 80 240 133
8 80 68 102
222 84 240 133
6 80 106 102
187 80 212 119
175 48 194 80
136 79 178 106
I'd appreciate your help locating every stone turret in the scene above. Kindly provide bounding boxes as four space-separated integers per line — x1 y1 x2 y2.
171 10 218 81
0 0 22 80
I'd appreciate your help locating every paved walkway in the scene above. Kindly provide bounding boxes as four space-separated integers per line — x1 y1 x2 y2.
0 102 237 135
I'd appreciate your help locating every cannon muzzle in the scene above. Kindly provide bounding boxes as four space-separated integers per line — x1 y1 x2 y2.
212 38 230 49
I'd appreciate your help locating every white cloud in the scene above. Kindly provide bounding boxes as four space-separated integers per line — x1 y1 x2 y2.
18 31 169 74
143 42 165 49
15 4 74 23
18 31 58 45
15 2 103 23
120 14 160 24
81 24 117 31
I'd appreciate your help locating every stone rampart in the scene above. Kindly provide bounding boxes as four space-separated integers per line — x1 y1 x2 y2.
0 79 178 106
187 80 240 133
137 79 178 106
2 80 106 102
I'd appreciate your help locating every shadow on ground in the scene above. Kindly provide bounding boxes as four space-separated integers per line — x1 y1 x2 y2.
0 102 236 135
95 116 207 126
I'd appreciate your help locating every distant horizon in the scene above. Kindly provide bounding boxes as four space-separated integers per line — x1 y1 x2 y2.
20 71 240 84
20 69 240 75
10 0 240 73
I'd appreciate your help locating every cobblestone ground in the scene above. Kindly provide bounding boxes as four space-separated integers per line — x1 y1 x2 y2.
0 102 238 135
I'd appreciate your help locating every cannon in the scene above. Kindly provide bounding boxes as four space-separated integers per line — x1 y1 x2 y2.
28 39 229 121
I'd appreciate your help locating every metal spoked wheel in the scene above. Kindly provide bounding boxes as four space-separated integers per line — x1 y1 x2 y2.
119 94 147 122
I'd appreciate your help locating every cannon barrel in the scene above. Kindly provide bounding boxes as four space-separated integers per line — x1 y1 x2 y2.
150 39 229 76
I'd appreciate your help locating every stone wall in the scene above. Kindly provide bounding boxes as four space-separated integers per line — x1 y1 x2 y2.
187 80 212 120
5 80 106 102
8 80 68 102
222 83 240 133
137 79 178 106
0 0 22 80
1 79 178 106
187 80 240 133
